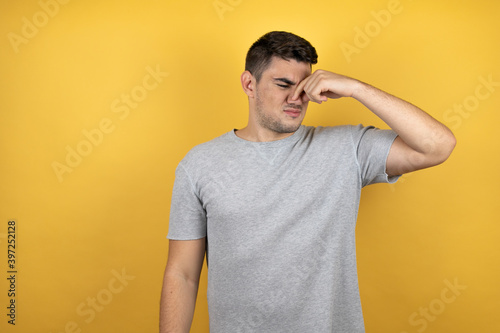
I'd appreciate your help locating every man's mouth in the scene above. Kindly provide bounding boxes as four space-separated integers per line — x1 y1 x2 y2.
283 109 301 118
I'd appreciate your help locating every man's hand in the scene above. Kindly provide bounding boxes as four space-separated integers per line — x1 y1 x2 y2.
292 70 360 103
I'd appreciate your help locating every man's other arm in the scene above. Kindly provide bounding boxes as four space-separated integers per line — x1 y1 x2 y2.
160 238 206 333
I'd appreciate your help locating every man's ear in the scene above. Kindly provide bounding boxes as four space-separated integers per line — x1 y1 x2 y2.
241 70 256 98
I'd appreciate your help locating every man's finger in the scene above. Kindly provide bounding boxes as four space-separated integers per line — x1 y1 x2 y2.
292 76 309 100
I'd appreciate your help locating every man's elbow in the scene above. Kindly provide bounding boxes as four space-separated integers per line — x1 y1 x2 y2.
432 130 457 166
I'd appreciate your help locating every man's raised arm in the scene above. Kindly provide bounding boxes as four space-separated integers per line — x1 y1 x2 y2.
292 70 456 176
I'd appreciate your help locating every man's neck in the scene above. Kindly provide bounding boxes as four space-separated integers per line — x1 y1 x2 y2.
234 126 296 142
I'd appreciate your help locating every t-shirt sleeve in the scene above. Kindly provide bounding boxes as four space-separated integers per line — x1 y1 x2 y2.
167 163 207 240
350 124 401 187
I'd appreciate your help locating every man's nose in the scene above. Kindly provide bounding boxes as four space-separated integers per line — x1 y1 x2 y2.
288 90 309 104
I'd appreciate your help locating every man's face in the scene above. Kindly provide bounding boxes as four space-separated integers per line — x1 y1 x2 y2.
253 57 312 136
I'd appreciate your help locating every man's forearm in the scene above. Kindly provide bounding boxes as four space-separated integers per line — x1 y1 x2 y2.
352 80 456 159
160 273 199 333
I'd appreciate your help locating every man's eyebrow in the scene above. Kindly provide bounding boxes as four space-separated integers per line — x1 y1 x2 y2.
273 77 296 85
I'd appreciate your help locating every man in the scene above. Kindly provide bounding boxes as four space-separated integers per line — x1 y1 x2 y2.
160 31 456 332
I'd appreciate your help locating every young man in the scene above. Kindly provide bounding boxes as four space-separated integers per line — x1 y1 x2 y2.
160 31 456 332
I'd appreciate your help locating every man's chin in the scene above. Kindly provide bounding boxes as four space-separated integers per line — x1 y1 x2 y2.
275 121 302 134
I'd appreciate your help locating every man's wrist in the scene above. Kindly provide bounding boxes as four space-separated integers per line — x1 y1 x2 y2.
350 79 368 100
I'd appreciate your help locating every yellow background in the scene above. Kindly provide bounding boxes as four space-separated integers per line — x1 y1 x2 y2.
1 0 499 332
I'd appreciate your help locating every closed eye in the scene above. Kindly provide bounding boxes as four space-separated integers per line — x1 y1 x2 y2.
277 84 290 89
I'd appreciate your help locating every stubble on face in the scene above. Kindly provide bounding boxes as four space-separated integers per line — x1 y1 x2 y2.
254 90 303 134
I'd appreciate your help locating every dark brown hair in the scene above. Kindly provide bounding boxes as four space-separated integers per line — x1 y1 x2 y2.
245 31 318 82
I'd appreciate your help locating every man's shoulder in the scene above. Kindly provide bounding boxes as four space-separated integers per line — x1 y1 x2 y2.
304 124 385 139
302 124 359 140
301 124 392 152
178 130 234 167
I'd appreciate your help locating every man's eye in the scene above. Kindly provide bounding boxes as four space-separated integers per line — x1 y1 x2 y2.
277 84 290 88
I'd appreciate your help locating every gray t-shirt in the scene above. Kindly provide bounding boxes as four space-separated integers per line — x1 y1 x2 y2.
167 124 399 333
